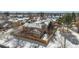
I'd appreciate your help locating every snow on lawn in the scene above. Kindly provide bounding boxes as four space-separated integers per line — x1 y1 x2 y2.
1 27 79 48
0 28 65 48
65 29 79 48
66 40 79 48
47 40 61 48
47 29 64 48
69 29 79 40
59 28 79 48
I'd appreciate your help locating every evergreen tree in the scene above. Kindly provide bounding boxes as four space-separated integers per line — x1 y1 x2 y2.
72 12 76 22
64 13 72 25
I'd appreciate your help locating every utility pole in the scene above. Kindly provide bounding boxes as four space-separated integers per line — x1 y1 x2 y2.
64 37 66 48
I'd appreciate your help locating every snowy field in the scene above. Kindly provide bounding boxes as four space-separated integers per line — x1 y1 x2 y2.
0 22 79 48
0 28 61 48
0 15 79 48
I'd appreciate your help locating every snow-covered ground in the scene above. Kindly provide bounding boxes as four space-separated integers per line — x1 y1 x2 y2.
65 29 79 48
1 16 79 48
59 27 79 48
1 25 79 48
0 28 62 48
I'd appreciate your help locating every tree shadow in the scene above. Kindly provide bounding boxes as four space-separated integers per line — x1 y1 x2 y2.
60 32 79 45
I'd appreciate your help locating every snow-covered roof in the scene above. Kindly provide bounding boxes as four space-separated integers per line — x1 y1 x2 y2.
8 19 19 22
23 23 42 29
0 20 6 24
3 23 8 27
